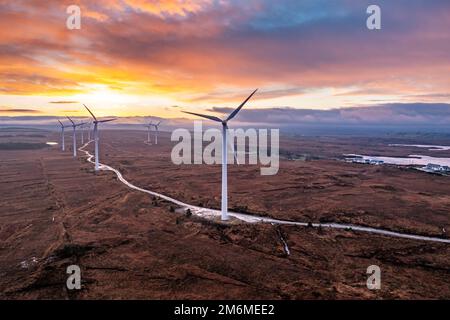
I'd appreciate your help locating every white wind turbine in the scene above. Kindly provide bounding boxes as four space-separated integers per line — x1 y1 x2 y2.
81 121 91 145
84 105 116 171
183 89 258 221
66 116 86 157
57 119 70 151
86 122 92 141
144 120 153 144
152 121 162 145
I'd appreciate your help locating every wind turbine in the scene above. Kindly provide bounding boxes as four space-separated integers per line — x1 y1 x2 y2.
66 116 86 157
153 121 162 145
144 120 153 144
84 105 116 171
183 89 257 221
82 121 91 143
57 119 69 151
87 123 92 141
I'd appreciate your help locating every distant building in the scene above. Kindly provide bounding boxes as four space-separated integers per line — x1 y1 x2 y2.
423 163 450 173
344 156 384 166
369 159 384 165
426 163 441 171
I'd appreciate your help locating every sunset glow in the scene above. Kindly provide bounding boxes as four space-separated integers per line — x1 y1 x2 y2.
1 0 449 119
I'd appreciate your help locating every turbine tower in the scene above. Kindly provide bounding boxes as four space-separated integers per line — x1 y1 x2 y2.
84 105 116 171
57 119 69 151
87 123 92 141
183 89 257 221
80 123 85 145
66 116 86 157
153 121 162 145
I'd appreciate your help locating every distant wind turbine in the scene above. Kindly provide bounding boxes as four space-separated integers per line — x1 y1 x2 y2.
57 119 69 151
83 122 92 143
66 116 86 157
84 105 116 171
80 123 85 145
153 121 162 145
183 89 258 221
87 123 92 141
144 120 153 144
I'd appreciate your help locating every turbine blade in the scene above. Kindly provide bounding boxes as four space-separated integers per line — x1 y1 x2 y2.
83 104 97 121
98 118 116 123
182 111 222 123
57 119 63 127
66 116 75 125
226 88 258 122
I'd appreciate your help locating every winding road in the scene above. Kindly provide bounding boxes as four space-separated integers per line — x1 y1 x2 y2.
78 141 450 244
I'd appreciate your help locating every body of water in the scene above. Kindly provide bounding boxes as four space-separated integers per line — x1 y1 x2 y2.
346 144 450 167
389 144 450 151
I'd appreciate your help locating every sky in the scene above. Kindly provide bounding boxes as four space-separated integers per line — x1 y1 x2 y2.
0 0 449 125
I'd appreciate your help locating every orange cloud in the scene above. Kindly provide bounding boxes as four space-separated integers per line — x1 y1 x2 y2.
0 0 449 116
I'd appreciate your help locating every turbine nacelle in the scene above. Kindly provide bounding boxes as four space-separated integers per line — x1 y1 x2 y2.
146 119 161 129
182 88 257 126
57 119 70 128
66 116 87 128
83 104 116 124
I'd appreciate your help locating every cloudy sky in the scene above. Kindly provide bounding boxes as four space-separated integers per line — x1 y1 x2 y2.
0 0 449 124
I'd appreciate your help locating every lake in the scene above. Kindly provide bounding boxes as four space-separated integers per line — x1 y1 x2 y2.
345 144 450 167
